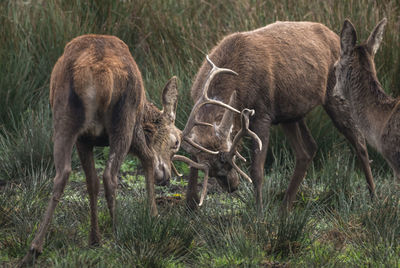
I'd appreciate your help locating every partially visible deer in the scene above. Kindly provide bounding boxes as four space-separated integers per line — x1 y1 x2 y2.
174 21 376 211
22 35 181 264
334 19 396 177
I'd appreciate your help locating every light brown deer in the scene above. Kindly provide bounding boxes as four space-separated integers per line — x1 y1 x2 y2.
334 19 396 177
22 34 181 264
174 21 376 211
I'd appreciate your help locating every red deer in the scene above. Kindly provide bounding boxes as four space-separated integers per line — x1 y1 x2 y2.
334 19 394 178
22 34 181 264
174 21 376 211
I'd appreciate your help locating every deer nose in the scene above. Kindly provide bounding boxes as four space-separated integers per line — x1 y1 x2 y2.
155 162 170 186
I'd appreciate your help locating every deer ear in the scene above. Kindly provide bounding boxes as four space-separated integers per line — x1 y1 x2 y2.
161 76 178 122
340 19 357 56
366 18 387 56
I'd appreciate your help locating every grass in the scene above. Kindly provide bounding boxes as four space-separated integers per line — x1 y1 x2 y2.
1 0 400 267
2 150 400 267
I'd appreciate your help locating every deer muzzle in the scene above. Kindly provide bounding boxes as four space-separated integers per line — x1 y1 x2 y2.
154 158 171 186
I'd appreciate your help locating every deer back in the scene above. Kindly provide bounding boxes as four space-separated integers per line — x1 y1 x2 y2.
50 34 145 139
189 21 340 151
50 34 180 185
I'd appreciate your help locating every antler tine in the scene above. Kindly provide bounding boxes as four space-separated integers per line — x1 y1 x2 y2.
172 155 209 170
184 137 219 155
206 54 217 69
202 55 240 114
172 154 210 206
171 162 183 177
194 121 213 128
231 156 252 183
229 109 262 157
235 151 246 162
206 55 239 83
224 108 263 184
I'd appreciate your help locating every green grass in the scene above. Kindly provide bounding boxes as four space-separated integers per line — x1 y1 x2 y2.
2 150 400 267
1 0 400 267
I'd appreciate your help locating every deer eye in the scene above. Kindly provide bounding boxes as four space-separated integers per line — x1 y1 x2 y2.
171 137 180 150
173 140 179 149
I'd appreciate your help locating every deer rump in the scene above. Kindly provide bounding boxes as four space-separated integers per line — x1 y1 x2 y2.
176 21 375 209
22 34 181 265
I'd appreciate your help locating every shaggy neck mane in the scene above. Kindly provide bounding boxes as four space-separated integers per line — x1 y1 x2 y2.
143 101 162 125
346 46 397 144
141 101 163 146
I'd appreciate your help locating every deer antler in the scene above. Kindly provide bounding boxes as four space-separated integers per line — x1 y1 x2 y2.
181 55 240 155
171 162 183 177
174 56 263 206
226 108 262 183
172 155 210 206
173 109 263 206
230 109 262 154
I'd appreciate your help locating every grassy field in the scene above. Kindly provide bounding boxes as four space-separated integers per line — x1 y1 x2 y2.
1 0 400 266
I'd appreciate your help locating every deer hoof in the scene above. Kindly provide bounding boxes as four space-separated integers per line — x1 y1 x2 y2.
19 249 41 267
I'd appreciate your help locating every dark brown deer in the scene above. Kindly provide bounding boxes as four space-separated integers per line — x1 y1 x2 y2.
334 19 395 177
22 34 181 264
175 21 376 211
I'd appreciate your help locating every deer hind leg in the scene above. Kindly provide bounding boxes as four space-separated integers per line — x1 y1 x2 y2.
249 118 271 214
324 100 376 197
76 141 100 246
23 128 77 263
281 119 317 209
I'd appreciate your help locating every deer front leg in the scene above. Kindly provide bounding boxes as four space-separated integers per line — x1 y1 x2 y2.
250 118 271 214
186 167 199 210
76 141 100 246
142 159 158 217
324 93 376 197
103 133 131 230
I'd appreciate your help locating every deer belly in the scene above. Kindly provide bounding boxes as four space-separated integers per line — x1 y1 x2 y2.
272 89 323 123
365 133 381 153
273 103 317 123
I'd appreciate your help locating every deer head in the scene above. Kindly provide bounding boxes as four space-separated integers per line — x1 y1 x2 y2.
143 77 181 186
174 56 262 205
334 18 387 101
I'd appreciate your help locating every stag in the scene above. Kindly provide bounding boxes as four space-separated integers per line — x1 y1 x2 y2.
334 19 396 177
175 21 376 210
22 35 181 264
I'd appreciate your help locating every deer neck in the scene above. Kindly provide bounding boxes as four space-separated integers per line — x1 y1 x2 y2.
143 101 162 125
130 101 161 158
348 71 395 151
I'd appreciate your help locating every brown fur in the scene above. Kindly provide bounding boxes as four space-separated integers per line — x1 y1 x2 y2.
22 34 181 264
183 21 375 211
335 19 399 177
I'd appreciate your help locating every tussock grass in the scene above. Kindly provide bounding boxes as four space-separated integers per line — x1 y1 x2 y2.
0 103 53 182
115 197 195 267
